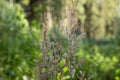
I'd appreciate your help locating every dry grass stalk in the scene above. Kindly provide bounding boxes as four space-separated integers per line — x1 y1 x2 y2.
37 0 92 80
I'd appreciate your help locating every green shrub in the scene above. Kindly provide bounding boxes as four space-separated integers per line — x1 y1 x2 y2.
77 40 119 80
0 0 39 80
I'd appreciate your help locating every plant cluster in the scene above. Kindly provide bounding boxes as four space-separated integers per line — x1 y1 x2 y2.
37 1 93 80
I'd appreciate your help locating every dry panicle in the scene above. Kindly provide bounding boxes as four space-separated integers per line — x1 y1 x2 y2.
37 0 89 80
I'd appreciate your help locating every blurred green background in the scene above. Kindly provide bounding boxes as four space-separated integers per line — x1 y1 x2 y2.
0 0 120 80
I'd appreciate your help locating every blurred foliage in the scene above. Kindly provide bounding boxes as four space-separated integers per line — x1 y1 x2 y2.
77 40 120 80
0 0 39 79
0 0 120 80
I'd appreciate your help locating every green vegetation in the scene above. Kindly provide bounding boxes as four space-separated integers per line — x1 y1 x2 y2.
78 40 120 80
0 0 39 79
0 0 120 80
